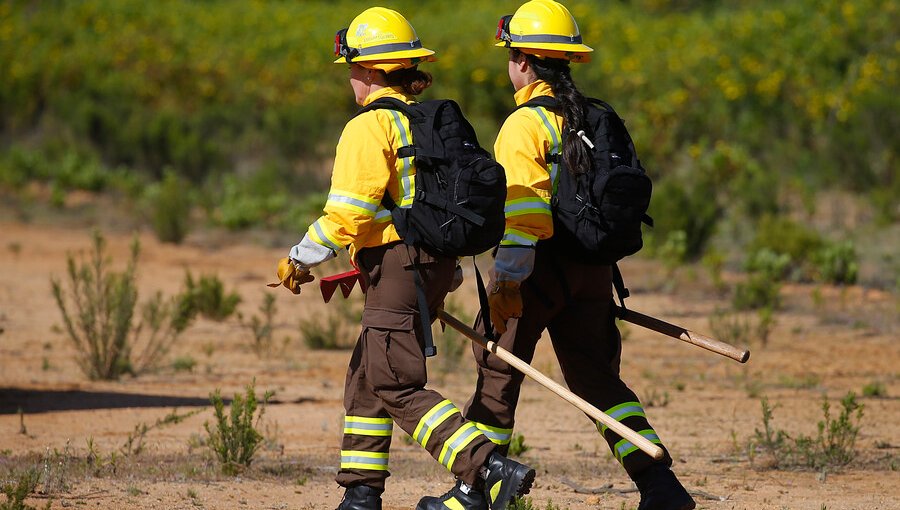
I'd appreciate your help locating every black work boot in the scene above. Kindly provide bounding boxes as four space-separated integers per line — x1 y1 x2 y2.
416 479 488 510
336 485 383 510
482 452 535 510
634 464 695 510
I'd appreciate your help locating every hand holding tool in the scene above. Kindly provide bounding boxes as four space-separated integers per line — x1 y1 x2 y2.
267 257 314 294
488 280 522 334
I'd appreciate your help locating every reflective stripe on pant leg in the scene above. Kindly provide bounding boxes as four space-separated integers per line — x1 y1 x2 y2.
340 450 389 471
438 422 485 471
413 399 460 448
344 416 393 437
613 429 662 463
473 422 513 446
597 401 647 435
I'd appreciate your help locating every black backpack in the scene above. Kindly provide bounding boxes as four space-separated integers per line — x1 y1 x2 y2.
356 97 507 257
518 96 653 265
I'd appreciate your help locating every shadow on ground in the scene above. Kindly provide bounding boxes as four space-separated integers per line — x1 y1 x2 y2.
0 387 318 414
0 388 217 414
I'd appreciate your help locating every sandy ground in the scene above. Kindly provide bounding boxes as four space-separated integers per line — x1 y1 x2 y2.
0 221 898 510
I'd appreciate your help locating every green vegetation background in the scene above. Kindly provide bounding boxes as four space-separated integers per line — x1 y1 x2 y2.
1 0 897 284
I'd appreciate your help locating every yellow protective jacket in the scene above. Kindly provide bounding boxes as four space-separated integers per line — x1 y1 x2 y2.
493 80 562 249
306 87 418 261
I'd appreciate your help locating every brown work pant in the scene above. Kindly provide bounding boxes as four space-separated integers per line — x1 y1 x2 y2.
336 242 494 490
464 244 671 479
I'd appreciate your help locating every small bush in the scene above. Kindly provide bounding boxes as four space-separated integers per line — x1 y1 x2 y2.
0 467 46 510
51 231 195 380
648 176 721 261
148 170 192 244
815 241 859 285
507 433 530 457
861 381 887 398
178 271 242 322
240 294 276 357
51 231 139 380
299 297 359 351
749 393 864 471
172 356 197 373
733 249 789 311
205 381 272 475
708 309 752 346
748 216 824 280
509 497 565 510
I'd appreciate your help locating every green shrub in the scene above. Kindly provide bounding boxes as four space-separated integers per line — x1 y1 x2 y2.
299 297 359 351
205 381 272 475
172 356 197 373
815 240 859 285
51 231 139 380
148 170 192 244
750 392 864 471
50 231 194 380
748 216 823 279
178 271 242 322
862 381 887 398
648 176 721 261
0 467 47 510
239 294 277 357
507 433 530 457
733 248 790 310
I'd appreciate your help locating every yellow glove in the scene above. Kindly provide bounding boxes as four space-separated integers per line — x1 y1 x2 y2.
488 280 522 334
267 257 314 294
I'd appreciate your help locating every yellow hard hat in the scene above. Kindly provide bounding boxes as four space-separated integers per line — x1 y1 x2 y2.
495 0 593 63
334 7 436 72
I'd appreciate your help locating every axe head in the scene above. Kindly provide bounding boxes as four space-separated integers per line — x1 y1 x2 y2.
320 269 367 303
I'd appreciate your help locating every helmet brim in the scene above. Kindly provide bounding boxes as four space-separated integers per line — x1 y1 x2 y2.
334 47 436 64
495 41 593 63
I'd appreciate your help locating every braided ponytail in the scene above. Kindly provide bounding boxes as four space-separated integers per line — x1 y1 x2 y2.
527 54 591 175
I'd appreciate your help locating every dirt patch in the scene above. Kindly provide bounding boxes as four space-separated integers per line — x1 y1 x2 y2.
1 222 898 509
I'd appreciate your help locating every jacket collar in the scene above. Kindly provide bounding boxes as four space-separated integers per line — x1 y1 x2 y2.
362 86 413 106
514 80 554 106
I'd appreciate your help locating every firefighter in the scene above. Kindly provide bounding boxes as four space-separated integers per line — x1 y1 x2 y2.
420 1 696 509
273 7 534 510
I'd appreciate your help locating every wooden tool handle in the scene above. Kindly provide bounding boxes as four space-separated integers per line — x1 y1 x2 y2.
616 307 750 363
437 310 665 461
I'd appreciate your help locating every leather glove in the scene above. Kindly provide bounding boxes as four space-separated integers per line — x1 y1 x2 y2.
267 257 314 294
488 280 522 334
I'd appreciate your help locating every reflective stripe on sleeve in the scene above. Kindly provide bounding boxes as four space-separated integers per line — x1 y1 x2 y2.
613 429 662 462
308 219 344 252
504 197 551 217
473 422 513 446
438 422 484 470
413 399 460 448
340 450 389 471
343 416 393 437
597 401 647 435
374 207 392 223
500 228 539 247
326 191 380 217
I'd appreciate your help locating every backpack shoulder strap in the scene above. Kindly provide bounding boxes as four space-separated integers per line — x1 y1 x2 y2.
515 95 560 113
355 96 417 117
514 96 563 164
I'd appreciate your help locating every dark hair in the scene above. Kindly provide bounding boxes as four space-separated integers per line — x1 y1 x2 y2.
521 51 591 175
385 66 433 96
